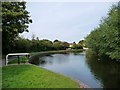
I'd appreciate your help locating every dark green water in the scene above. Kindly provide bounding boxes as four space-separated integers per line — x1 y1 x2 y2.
30 51 120 88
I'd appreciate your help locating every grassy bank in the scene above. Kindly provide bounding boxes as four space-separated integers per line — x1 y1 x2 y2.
2 64 79 88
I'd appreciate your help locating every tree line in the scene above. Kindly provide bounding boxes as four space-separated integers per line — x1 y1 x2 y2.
11 36 84 53
2 2 32 55
2 2 84 55
3 1 119 61
85 3 120 60
12 37 70 53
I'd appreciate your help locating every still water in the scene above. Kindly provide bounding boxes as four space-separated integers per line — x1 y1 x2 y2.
30 51 120 88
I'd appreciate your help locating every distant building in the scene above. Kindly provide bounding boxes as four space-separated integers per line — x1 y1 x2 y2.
83 47 88 50
69 43 74 48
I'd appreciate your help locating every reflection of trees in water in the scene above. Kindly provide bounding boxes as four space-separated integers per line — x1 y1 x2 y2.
41 52 83 65
40 57 53 66
47 54 70 64
85 50 120 88
72 51 83 55
29 51 84 65
73 52 80 55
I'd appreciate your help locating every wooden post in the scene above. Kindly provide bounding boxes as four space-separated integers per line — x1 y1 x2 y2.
18 56 20 64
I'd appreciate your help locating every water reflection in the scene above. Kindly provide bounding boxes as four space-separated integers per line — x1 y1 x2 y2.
41 54 71 66
85 50 120 88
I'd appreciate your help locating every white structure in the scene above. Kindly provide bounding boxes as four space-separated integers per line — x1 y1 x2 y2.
6 53 30 66
83 47 88 50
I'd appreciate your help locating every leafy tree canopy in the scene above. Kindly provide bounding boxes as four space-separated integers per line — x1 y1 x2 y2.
85 3 120 60
2 2 32 54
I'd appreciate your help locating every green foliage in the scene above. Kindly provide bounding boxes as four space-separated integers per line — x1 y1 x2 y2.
53 41 63 50
72 42 83 49
53 40 69 50
85 4 120 60
62 42 69 49
78 40 86 47
72 44 83 49
12 38 71 53
2 65 79 88
13 37 31 52
2 2 32 55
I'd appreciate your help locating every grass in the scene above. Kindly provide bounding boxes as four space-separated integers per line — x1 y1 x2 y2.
2 64 79 88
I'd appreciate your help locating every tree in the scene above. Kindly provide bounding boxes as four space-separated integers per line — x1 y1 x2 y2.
40 39 53 51
31 33 36 40
53 40 63 50
13 37 31 52
61 42 69 50
2 2 32 54
53 39 59 43
78 40 85 47
85 3 120 60
36 37 39 40
72 43 83 49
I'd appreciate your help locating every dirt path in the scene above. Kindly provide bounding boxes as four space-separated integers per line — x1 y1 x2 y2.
76 80 90 88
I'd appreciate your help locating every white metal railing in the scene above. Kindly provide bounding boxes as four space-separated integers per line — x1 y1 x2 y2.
5 53 30 66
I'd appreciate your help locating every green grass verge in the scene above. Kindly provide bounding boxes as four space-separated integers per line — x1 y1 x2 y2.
2 64 79 88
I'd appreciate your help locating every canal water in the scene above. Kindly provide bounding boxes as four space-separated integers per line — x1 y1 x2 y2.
30 51 120 88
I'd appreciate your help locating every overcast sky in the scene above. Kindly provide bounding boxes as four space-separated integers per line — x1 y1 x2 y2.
20 2 117 43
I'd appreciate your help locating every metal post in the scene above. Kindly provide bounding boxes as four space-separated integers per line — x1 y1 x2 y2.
5 55 8 66
28 55 30 63
18 55 20 64
23 55 25 64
